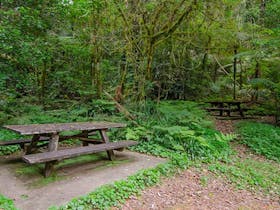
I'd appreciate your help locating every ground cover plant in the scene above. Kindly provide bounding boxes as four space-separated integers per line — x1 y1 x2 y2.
0 194 18 210
208 157 280 196
236 121 280 162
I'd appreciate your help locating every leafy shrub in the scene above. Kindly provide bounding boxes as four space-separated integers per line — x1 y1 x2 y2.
89 99 116 115
127 101 233 161
236 121 280 162
129 125 233 161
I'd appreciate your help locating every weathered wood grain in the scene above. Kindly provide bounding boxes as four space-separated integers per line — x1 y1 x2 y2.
4 122 126 135
22 140 138 164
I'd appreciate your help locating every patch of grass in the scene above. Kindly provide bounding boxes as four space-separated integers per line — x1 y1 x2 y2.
236 121 280 162
16 164 43 176
0 194 18 210
200 175 209 187
31 175 65 188
208 158 280 196
58 153 107 168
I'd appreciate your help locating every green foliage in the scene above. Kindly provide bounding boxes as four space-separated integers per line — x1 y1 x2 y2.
89 99 116 115
127 101 233 161
0 128 22 155
208 158 280 195
236 121 280 162
0 194 18 210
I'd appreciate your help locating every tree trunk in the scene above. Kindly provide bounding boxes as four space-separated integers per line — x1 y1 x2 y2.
146 42 154 81
252 61 261 102
260 0 266 25
40 61 47 104
233 48 237 100
239 59 243 90
96 62 102 99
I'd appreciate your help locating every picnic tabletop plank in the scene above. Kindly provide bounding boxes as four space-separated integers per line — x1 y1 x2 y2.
4 122 126 135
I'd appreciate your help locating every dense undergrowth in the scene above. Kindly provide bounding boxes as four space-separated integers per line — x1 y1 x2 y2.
126 101 233 161
236 121 280 162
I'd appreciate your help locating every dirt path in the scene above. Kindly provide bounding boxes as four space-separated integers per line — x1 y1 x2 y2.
0 151 165 210
120 118 280 210
121 168 279 210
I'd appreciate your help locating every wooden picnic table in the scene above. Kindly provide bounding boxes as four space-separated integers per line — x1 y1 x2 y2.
205 101 248 117
3 122 138 177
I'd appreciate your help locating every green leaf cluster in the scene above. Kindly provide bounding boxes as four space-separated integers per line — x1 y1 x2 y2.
236 121 280 162
127 101 234 161
0 194 18 210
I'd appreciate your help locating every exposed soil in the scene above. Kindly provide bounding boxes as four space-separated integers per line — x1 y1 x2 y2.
214 119 235 134
120 169 279 210
120 116 280 210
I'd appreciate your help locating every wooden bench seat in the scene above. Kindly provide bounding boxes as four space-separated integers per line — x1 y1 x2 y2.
0 137 49 149
205 107 239 111
205 107 246 117
22 140 138 177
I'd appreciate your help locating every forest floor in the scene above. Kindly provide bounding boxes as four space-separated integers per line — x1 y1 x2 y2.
119 117 280 210
1 116 279 210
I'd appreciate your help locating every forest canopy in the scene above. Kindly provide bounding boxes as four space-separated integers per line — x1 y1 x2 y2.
0 0 279 108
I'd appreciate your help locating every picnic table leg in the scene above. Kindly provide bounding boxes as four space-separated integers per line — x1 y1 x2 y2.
44 161 56 177
44 133 59 177
99 129 115 161
48 132 59 151
26 134 40 154
227 105 231 117
218 102 224 116
82 130 89 146
237 104 245 118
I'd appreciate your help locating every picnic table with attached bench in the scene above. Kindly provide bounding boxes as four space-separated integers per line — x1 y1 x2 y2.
2 122 138 177
205 101 249 118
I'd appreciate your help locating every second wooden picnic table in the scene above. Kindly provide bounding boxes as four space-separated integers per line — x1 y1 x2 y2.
3 122 137 177
205 101 247 117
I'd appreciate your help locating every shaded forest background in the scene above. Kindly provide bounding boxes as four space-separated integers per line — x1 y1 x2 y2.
0 0 279 123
